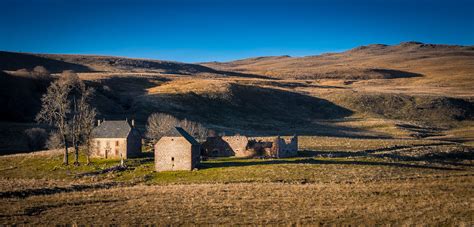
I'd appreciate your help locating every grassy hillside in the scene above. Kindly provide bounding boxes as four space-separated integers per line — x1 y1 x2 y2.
203 42 474 93
0 42 473 153
0 71 50 121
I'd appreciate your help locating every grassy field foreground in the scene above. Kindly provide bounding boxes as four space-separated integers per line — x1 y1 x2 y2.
0 137 473 225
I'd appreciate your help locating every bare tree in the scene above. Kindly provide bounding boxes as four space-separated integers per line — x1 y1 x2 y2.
146 113 180 141
75 92 96 165
36 73 72 165
36 70 96 165
146 113 208 142
46 131 63 150
67 73 96 166
180 118 208 141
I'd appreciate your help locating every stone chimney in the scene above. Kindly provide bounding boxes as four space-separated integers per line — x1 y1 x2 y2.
131 119 135 127
97 119 101 126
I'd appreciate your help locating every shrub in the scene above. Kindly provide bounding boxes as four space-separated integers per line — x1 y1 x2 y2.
46 131 64 150
24 128 47 151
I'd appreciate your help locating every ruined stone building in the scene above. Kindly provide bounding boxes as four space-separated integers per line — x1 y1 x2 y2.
91 120 142 159
155 127 201 172
201 135 251 157
202 135 298 158
265 136 298 158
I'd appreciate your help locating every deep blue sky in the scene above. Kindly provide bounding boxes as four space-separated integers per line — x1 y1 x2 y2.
1 0 473 62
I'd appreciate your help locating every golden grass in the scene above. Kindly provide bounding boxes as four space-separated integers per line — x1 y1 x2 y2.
203 43 474 97
147 78 231 95
1 177 472 225
0 135 472 225
298 136 444 152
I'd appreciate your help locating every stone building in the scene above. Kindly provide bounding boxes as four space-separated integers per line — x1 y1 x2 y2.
202 135 251 157
265 135 298 158
202 135 298 158
91 120 142 159
155 127 201 172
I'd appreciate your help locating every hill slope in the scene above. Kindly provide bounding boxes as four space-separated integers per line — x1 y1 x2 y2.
202 42 474 90
0 51 218 75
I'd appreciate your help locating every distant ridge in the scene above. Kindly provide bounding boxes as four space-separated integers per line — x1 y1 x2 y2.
201 42 474 84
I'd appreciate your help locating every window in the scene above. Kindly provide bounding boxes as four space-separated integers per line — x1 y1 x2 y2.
115 141 119 146
171 157 174 161
115 149 119 155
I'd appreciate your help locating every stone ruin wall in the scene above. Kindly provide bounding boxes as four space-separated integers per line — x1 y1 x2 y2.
202 135 298 158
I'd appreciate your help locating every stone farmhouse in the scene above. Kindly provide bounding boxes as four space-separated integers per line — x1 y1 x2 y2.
91 120 142 159
155 127 201 172
202 135 298 158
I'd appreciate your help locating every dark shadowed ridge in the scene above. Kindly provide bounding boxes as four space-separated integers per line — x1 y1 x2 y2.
0 51 273 79
0 51 92 73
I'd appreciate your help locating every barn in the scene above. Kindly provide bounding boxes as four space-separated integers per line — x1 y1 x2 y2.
154 127 201 171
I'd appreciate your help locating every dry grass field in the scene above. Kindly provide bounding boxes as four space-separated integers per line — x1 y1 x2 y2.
0 136 473 225
2 179 473 225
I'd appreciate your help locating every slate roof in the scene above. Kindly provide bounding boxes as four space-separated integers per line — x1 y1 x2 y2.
92 120 132 138
164 127 199 145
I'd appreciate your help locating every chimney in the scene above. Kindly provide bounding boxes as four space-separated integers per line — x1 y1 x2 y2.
97 120 101 126
131 119 135 127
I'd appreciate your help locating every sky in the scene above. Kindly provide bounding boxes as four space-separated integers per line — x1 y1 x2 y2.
0 0 473 62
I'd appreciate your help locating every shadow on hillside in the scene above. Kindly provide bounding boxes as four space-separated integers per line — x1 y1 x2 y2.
211 69 277 80
0 182 121 199
103 57 275 80
0 71 50 121
0 51 92 73
88 76 169 120
201 157 464 171
141 83 394 138
370 68 423 79
299 145 474 167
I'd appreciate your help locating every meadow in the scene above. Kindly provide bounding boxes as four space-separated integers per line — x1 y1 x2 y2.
0 136 472 225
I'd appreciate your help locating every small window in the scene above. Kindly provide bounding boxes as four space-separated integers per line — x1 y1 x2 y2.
116 141 119 146
171 157 174 161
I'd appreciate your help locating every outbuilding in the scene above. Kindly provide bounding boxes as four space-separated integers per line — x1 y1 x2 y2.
154 127 201 171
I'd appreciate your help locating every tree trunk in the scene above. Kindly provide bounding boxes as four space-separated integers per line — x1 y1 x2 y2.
74 144 80 166
63 134 69 165
86 154 90 165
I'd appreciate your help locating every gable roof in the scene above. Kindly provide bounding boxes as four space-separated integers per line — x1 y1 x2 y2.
92 120 132 138
164 127 199 145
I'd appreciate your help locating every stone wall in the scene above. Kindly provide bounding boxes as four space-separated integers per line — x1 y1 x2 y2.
248 136 298 158
91 134 141 159
201 137 234 157
155 137 200 171
202 135 252 157
201 135 298 158
222 136 251 157
273 136 298 158
92 138 128 159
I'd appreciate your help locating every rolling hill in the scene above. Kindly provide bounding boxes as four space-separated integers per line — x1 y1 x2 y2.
0 42 473 153
203 42 474 93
